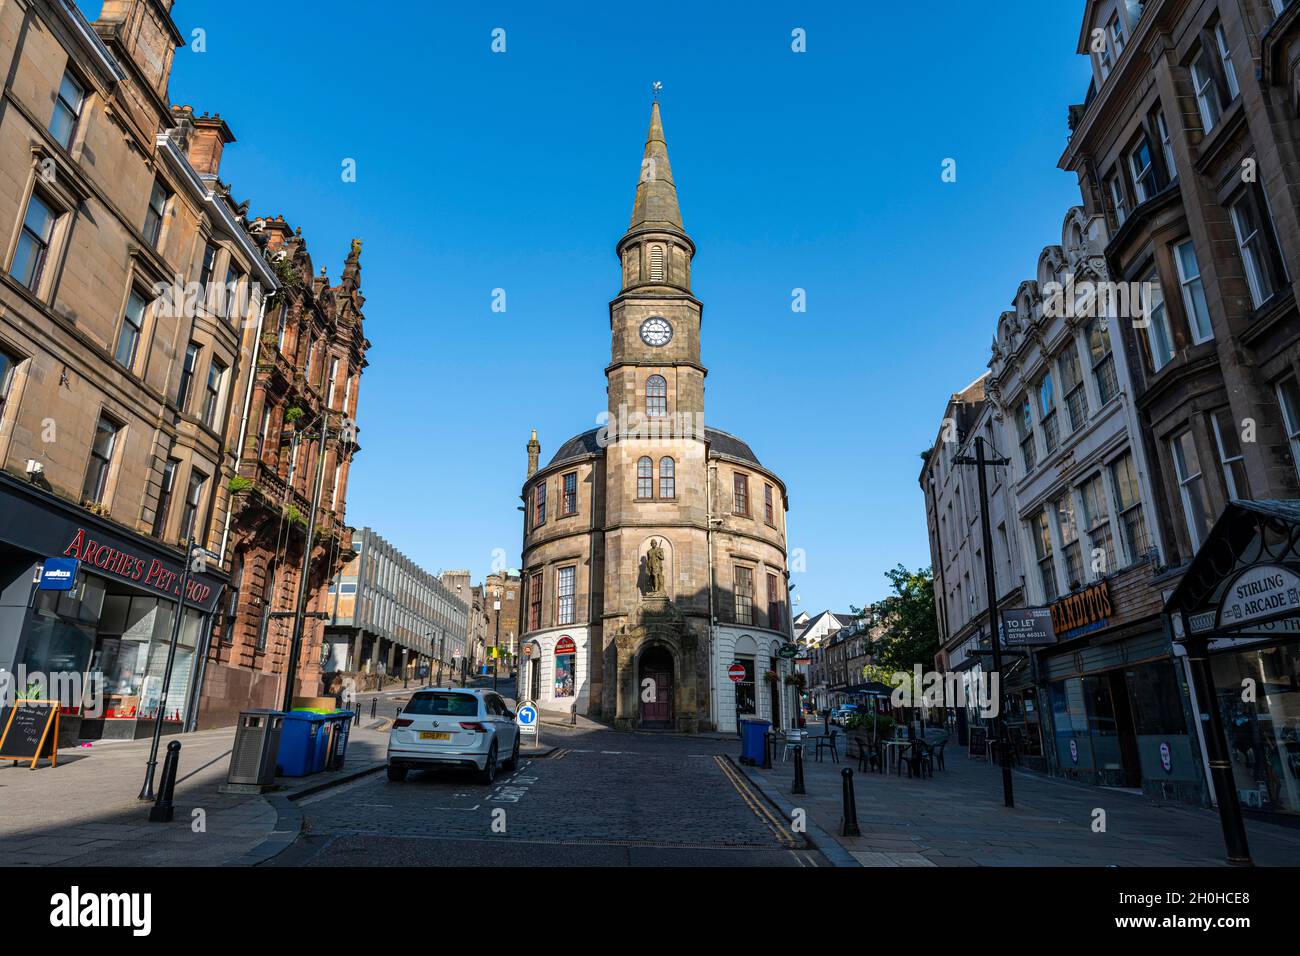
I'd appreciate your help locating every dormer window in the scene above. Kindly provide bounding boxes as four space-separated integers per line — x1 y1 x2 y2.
649 245 665 282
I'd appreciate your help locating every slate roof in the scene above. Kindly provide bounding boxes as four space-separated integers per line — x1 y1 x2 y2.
546 426 762 469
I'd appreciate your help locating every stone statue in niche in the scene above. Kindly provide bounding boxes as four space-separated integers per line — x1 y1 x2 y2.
644 538 666 595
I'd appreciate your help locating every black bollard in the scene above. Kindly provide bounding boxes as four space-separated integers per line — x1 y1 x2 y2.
762 731 773 769
840 767 861 837
792 745 806 795
148 740 181 823
370 696 377 718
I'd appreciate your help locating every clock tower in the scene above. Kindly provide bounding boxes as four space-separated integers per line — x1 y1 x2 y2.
607 101 705 424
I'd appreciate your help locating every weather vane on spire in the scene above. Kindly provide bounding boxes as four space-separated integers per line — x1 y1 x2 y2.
652 81 663 101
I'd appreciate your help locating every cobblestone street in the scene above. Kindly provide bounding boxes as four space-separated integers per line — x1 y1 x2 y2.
276 723 823 867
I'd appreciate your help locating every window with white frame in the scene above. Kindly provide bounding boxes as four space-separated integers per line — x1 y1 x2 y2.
49 70 86 149
1079 473 1115 577
1108 174 1130 226
114 289 147 370
556 566 576 625
1230 187 1288 309
1156 110 1177 182
1038 370 1059 454
1171 430 1213 550
1142 271 1176 371
1033 509 1058 602
1215 23 1240 100
1191 45 1224 133
1017 394 1037 473
1056 493 1084 590
1173 239 1213 343
1210 408 1249 500
1129 136 1158 204
11 192 58 292
1276 376 1300 481
1087 318 1119 405
1110 452 1149 562
1059 343 1089 433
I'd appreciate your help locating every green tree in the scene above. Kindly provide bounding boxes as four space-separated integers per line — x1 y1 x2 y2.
854 565 939 674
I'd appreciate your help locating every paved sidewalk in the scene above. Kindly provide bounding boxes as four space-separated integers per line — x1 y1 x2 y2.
738 741 1300 867
0 721 390 867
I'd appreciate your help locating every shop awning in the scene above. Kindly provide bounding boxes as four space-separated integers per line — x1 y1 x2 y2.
1163 499 1300 640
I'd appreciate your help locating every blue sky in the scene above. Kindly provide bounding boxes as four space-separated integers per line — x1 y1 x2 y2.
88 1 1093 613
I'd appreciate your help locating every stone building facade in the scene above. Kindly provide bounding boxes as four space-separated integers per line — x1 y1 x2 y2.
0 0 283 738
201 216 368 727
518 103 795 732
1054 0 1300 819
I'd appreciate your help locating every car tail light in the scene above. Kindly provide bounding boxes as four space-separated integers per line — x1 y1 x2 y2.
459 722 487 732
393 718 413 728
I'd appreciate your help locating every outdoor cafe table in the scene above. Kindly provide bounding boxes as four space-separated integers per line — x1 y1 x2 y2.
882 737 912 773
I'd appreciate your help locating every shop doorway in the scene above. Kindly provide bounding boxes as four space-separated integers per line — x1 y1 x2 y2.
639 645 674 729
528 644 541 702
1108 670 1142 788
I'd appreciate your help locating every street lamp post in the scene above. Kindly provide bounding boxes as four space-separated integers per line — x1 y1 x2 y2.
954 436 1014 809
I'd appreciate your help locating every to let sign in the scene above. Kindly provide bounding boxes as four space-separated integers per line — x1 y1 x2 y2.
1001 608 1056 647
1217 564 1300 630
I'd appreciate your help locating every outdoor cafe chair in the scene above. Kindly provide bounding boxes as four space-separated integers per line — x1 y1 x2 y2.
815 726 840 763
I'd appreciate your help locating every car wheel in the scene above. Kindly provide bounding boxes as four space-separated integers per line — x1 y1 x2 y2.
477 742 498 784
387 764 407 783
503 735 520 771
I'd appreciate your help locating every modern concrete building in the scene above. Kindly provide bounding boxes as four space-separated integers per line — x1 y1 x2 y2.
322 528 468 686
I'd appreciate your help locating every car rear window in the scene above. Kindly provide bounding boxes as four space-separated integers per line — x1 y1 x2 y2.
403 693 479 717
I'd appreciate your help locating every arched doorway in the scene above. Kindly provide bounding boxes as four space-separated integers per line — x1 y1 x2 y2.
526 642 541 702
638 645 675 729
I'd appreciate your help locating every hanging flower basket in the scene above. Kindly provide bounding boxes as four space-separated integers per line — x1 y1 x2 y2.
784 673 806 688
762 669 779 684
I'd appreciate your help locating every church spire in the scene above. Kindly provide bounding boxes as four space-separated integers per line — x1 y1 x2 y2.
626 101 684 238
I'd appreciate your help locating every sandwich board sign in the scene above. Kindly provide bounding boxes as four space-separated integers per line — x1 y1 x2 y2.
0 699 60 769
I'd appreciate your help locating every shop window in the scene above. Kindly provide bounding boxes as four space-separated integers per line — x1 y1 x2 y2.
1124 661 1188 735
554 636 576 698
1211 645 1300 815
734 655 756 715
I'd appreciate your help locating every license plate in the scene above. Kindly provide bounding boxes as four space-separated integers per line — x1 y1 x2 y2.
419 731 451 741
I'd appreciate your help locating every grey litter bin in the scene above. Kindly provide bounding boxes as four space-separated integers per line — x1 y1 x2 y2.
227 709 284 786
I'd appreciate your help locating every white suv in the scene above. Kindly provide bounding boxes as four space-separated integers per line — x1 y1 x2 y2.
386 688 520 784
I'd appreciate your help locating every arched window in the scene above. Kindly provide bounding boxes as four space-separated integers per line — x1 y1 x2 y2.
646 375 667 417
637 456 653 498
649 245 665 282
659 457 675 498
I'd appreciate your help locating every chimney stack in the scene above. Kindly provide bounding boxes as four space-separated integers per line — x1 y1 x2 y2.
172 108 234 177
527 429 540 477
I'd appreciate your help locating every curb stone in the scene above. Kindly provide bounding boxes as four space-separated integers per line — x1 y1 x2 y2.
225 761 386 867
729 755 860 868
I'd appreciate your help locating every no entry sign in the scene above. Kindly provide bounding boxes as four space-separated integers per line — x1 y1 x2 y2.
727 663 747 683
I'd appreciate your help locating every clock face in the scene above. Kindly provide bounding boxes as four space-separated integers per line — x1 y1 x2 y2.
639 316 673 347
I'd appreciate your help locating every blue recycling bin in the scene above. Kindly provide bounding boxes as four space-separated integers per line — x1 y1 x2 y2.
277 711 330 777
740 718 772 765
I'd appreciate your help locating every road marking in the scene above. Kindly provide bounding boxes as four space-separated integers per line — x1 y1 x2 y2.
714 756 799 849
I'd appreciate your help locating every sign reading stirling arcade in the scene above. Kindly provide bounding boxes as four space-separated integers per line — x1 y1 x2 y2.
1215 564 1300 631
